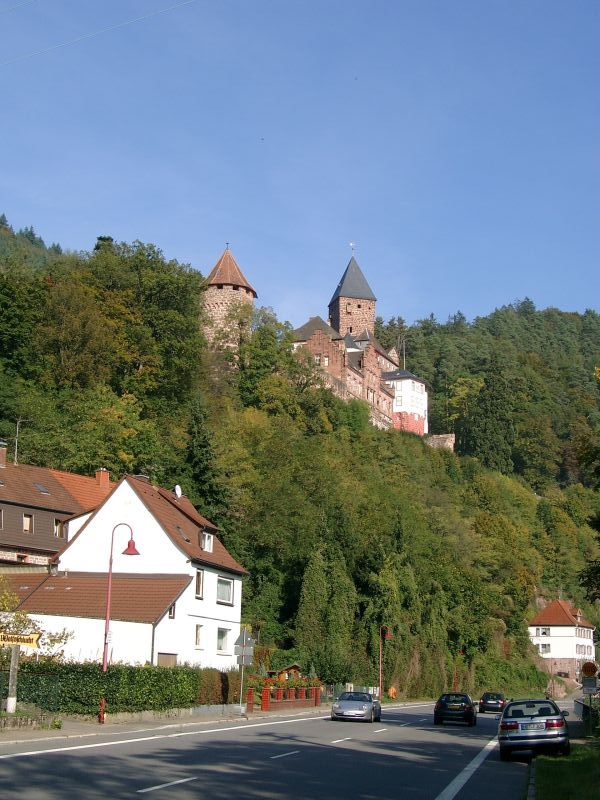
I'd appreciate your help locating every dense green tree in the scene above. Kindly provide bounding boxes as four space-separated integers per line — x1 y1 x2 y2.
457 359 515 473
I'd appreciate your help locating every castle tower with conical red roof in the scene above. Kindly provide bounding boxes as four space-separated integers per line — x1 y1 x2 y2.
203 248 257 345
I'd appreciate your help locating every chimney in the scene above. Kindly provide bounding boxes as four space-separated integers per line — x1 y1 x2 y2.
0 440 7 469
95 468 110 491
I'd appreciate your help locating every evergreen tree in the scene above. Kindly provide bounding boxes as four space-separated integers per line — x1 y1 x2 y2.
182 392 229 523
457 358 515 473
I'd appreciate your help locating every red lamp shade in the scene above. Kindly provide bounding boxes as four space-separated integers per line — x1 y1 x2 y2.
122 538 140 556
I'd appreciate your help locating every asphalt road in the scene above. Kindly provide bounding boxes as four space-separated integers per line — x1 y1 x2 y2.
0 702 538 800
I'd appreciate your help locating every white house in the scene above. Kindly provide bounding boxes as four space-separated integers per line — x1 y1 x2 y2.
382 370 429 436
528 599 596 679
6 475 247 668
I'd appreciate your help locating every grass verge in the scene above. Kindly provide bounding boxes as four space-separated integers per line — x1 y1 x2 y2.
535 744 600 800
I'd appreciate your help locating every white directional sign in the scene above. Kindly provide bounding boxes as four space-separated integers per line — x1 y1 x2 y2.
237 655 253 666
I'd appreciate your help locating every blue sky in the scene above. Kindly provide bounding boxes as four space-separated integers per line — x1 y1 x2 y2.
2 0 599 328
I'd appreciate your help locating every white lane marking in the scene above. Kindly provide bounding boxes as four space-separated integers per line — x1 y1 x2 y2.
398 722 411 727
137 777 197 793
434 738 497 800
373 728 387 733
270 750 300 760
0 716 329 760
331 737 352 744
419 718 428 721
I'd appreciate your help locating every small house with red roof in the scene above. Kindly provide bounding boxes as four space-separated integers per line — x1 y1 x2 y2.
528 599 596 679
5 474 247 669
0 440 113 568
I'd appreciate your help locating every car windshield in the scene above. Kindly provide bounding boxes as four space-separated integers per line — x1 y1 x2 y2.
483 693 503 700
505 701 559 718
339 692 371 702
442 694 468 702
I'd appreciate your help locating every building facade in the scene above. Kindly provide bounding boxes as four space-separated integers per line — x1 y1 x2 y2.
528 599 596 679
0 441 113 569
6 475 247 669
293 257 429 433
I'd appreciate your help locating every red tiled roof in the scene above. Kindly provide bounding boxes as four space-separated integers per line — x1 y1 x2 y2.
128 477 247 575
206 249 257 297
5 572 191 624
529 599 594 628
0 463 113 513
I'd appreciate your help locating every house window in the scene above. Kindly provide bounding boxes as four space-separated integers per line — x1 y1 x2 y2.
217 627 229 652
536 627 550 637
23 513 33 534
539 643 550 654
217 576 233 605
195 569 204 599
323 355 329 367
168 604 176 619
53 518 64 538
195 625 202 648
314 354 321 366
201 532 213 552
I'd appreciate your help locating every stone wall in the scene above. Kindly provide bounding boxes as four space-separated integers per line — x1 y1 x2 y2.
204 286 254 344
329 296 375 338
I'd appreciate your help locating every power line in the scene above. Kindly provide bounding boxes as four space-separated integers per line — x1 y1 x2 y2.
0 0 39 16
1 0 198 67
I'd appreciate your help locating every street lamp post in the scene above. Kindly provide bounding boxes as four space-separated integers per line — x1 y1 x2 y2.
379 626 392 701
99 523 140 723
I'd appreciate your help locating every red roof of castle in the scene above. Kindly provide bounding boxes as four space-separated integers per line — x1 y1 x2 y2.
529 599 594 628
5 572 190 624
206 249 257 298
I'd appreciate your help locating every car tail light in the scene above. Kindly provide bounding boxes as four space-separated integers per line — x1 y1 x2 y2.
500 721 519 731
545 719 565 729
464 704 472 711
434 702 441 711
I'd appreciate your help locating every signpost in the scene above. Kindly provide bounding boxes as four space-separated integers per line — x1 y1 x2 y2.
0 632 40 648
235 629 255 713
0 631 41 713
580 663 598 736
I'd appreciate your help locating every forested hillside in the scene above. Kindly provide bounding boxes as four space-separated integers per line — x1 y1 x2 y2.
1 216 599 696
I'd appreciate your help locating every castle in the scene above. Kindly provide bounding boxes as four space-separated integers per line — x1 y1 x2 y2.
204 249 432 437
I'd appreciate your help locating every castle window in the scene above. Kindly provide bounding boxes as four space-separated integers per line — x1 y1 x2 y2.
217 284 223 289
349 327 353 333
233 285 239 290
357 303 361 309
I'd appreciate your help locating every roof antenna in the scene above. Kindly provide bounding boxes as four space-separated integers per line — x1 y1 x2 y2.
349 241 355 255
225 242 229 250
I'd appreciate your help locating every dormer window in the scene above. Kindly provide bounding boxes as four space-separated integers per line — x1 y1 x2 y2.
201 531 213 552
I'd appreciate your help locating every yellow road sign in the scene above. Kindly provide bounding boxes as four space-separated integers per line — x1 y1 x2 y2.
0 632 41 649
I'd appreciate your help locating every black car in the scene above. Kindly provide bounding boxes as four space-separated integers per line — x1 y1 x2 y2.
478 691 507 713
434 693 477 726
497 699 570 760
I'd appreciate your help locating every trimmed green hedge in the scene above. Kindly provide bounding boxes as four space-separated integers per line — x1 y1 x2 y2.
13 662 241 715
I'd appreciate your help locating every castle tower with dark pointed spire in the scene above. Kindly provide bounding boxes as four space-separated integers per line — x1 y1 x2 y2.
203 248 257 345
328 256 377 338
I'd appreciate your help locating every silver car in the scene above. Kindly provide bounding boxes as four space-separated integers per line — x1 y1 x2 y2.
331 691 382 723
497 699 570 760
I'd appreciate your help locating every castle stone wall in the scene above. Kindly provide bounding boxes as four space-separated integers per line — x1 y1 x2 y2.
329 296 375 338
204 285 254 344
